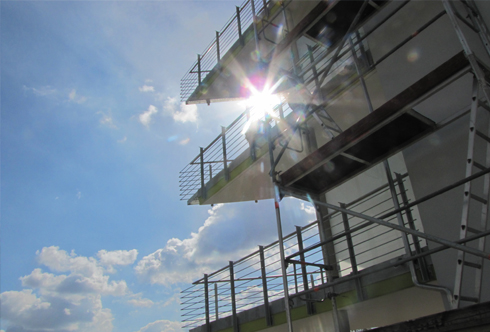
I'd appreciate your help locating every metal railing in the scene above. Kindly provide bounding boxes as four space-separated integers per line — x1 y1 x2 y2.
179 100 293 202
181 173 425 329
181 0 276 103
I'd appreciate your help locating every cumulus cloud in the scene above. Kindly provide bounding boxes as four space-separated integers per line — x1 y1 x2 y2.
0 246 139 332
97 249 138 273
135 204 280 285
139 105 158 128
136 320 183 332
139 85 155 92
163 97 198 123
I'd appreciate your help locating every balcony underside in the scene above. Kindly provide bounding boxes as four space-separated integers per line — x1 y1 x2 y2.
280 51 469 195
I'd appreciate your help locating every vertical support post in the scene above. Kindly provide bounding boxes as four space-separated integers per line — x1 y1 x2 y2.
296 226 314 315
315 195 341 331
198 54 202 85
209 164 212 180
250 0 260 57
395 173 430 282
236 6 244 46
229 262 238 332
340 203 364 302
259 246 273 326
204 274 210 332
262 0 269 17
216 31 221 63
222 127 229 181
200 147 206 200
294 264 298 293
273 188 293 332
214 283 219 321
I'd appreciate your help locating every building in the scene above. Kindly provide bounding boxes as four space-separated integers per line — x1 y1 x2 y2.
178 0 490 331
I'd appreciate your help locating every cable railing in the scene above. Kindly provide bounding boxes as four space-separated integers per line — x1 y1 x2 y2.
180 173 424 329
179 99 293 202
181 0 274 103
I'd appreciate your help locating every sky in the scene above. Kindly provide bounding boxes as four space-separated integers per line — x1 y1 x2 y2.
0 1 315 332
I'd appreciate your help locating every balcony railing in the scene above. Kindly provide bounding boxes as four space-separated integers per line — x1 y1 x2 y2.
181 0 274 103
181 173 427 329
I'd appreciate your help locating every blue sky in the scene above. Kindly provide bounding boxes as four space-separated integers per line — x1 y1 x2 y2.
1 1 314 332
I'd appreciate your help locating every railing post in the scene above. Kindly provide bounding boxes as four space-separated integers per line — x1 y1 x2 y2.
340 203 364 302
250 0 260 56
209 164 212 180
222 127 230 181
259 246 272 326
197 54 202 85
296 226 314 315
216 31 221 63
214 283 219 321
236 6 244 46
229 261 238 332
200 147 207 200
395 173 430 282
204 274 210 332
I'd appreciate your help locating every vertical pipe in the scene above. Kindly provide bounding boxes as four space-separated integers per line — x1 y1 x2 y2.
222 127 229 181
229 261 238 332
296 226 309 292
340 203 364 301
214 283 219 321
204 274 210 332
198 54 202 85
216 31 221 63
259 246 272 326
200 147 206 200
267 119 293 332
236 6 244 46
296 226 314 315
273 189 294 332
294 264 298 293
250 0 260 57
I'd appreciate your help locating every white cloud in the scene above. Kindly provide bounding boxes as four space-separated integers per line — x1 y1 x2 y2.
163 97 198 123
0 246 141 332
300 202 316 215
68 89 87 104
139 85 155 92
126 293 154 308
77 190 82 199
136 319 183 332
1 287 113 332
134 204 278 285
98 249 138 273
139 105 158 128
